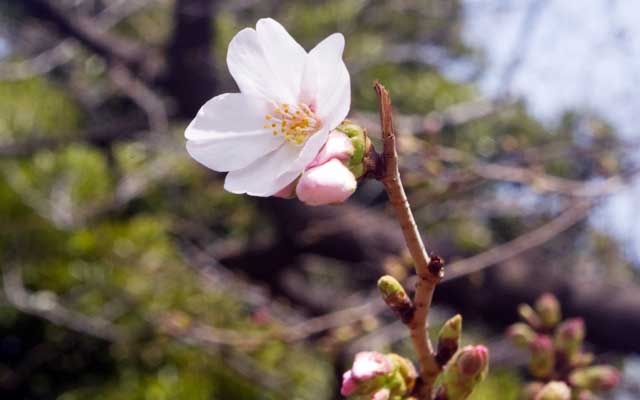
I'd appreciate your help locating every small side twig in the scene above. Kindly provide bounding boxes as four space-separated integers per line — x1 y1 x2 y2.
373 81 443 399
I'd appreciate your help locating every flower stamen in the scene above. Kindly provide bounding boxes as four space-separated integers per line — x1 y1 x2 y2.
265 103 320 145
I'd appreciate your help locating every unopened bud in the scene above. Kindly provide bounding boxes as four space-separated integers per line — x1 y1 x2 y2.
569 365 620 391
506 322 536 348
529 335 555 379
341 352 417 399
534 381 571 400
437 345 489 400
308 130 354 169
535 293 561 329
436 314 462 366
521 382 545 400
518 303 542 329
554 318 585 362
337 121 371 179
377 276 414 324
296 158 357 206
387 353 418 395
352 352 393 381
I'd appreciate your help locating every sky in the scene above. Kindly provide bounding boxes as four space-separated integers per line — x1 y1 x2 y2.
459 0 640 260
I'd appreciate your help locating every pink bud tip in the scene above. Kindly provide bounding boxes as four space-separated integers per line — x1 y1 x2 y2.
351 352 393 380
559 318 585 339
308 130 354 169
458 345 489 376
296 158 357 206
531 335 553 352
340 370 359 396
600 370 620 389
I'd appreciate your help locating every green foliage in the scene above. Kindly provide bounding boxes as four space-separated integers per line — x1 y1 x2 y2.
0 78 82 141
466 369 521 400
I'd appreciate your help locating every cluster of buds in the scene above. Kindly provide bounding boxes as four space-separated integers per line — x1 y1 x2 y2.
341 275 489 399
340 351 417 399
434 345 489 400
506 293 620 400
276 121 372 205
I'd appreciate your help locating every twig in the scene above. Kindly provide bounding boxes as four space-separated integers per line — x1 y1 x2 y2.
443 200 593 282
0 0 158 81
109 65 168 134
1 263 125 342
373 81 442 399
21 0 156 79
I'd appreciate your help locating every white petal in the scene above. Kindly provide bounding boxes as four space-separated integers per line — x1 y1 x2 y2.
301 33 351 129
185 93 271 140
227 28 290 104
227 20 306 105
281 127 331 177
224 126 330 196
186 131 283 172
224 143 301 196
256 18 307 103
185 93 284 171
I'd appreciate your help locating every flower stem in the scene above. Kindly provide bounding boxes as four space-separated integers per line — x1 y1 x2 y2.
373 81 444 399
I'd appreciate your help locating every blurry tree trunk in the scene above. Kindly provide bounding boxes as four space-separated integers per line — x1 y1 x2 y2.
165 0 218 118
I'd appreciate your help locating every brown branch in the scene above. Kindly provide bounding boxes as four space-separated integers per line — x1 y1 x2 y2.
442 200 593 282
1 0 157 81
374 81 441 399
21 0 156 79
432 145 632 198
109 65 169 134
1 263 126 342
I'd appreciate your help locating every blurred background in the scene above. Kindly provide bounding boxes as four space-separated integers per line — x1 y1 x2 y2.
1 0 639 399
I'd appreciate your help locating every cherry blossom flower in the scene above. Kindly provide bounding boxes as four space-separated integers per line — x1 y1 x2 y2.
185 18 350 196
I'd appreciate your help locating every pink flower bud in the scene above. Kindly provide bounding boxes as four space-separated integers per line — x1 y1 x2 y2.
351 351 393 380
340 352 395 397
296 158 356 206
458 345 489 376
569 365 620 391
308 130 354 168
530 335 555 378
340 370 359 396
437 345 489 399
555 318 585 363
535 293 561 329
557 318 585 342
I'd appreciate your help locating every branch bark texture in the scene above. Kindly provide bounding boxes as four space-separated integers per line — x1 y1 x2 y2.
374 82 442 399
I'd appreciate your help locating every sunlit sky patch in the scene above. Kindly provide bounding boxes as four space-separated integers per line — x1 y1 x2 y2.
460 0 640 261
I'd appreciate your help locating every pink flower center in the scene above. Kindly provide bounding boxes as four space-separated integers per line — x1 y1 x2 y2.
264 103 320 145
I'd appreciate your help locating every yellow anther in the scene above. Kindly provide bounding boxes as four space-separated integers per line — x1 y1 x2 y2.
263 102 320 145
